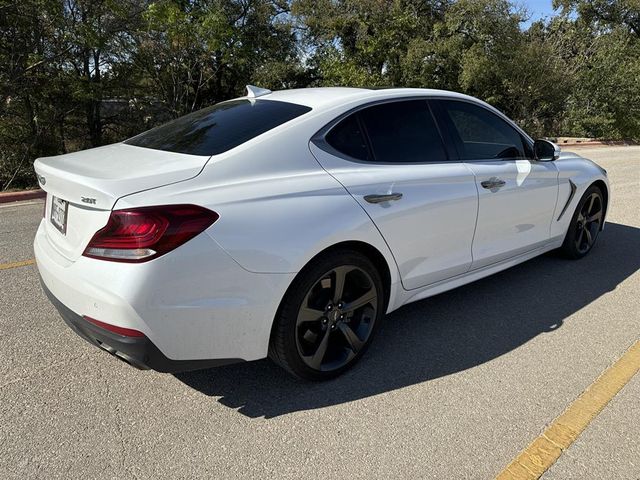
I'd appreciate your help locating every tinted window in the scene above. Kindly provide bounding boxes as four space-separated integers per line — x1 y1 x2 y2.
358 100 448 163
440 100 526 160
326 114 371 161
125 99 311 156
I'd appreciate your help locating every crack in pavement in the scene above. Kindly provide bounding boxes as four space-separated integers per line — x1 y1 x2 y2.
98 362 137 479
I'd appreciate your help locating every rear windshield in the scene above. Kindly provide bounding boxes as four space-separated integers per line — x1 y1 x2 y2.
125 99 311 156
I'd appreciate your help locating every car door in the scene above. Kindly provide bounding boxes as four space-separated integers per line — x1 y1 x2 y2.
309 99 479 290
432 99 559 270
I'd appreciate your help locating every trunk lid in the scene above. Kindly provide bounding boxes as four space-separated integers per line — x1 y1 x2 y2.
34 143 209 261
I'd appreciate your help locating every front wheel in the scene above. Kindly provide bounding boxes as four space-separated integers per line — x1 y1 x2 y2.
561 185 605 259
269 250 385 381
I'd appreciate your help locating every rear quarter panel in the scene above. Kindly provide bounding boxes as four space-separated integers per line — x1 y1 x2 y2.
114 119 402 304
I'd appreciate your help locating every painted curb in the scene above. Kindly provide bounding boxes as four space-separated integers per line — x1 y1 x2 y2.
0 189 45 204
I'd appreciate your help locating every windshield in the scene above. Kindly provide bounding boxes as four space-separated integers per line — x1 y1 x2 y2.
125 99 311 156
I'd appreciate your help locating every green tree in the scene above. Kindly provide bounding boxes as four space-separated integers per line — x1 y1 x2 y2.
555 0 640 37
61 0 144 147
134 0 300 119
2 0 640 190
554 0 640 138
0 0 69 189
563 28 640 139
293 0 449 87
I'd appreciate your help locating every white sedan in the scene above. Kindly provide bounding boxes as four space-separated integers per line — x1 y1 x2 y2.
34 86 609 380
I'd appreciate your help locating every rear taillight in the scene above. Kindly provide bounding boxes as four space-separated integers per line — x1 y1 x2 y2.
83 204 219 263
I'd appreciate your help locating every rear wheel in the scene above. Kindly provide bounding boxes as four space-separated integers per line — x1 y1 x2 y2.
269 250 385 381
561 185 604 259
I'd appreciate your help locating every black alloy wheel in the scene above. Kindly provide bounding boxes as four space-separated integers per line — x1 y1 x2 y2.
562 185 604 259
295 265 377 371
269 250 385 380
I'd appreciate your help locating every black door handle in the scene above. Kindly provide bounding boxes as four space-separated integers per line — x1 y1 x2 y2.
364 193 403 204
481 178 506 190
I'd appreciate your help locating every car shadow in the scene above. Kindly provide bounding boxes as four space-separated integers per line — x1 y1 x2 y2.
174 222 640 418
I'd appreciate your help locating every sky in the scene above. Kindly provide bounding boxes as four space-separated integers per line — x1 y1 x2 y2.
519 0 560 28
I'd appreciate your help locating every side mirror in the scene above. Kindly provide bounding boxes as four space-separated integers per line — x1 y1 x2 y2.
534 139 561 161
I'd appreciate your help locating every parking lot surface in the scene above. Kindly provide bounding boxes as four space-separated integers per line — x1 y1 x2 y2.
1 146 638 479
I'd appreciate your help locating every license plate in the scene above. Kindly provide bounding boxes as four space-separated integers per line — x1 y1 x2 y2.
50 196 69 235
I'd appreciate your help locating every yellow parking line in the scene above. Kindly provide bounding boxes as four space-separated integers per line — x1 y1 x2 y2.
496 340 640 480
0 259 36 271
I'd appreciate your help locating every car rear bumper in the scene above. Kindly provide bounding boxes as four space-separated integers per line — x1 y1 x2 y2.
41 279 243 373
34 218 296 366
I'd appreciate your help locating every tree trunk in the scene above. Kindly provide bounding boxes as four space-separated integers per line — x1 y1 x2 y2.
83 48 102 147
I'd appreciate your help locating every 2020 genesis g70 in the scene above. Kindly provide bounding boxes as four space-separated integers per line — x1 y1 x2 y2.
34 86 609 380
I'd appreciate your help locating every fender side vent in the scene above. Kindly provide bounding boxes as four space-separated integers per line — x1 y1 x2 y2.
557 179 577 221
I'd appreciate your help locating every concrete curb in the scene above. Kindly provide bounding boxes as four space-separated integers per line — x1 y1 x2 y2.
556 140 637 148
0 189 45 204
560 142 605 147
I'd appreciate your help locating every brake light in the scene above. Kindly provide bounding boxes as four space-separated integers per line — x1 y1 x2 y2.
83 205 219 263
83 316 145 337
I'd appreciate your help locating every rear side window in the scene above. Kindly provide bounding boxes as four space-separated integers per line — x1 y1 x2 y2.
325 100 448 163
360 100 447 163
125 99 311 156
439 100 527 160
325 114 371 161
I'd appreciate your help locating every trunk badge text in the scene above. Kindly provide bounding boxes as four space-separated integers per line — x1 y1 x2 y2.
81 197 97 205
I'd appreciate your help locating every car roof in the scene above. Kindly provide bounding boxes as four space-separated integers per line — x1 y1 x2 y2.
254 86 534 145
253 87 481 110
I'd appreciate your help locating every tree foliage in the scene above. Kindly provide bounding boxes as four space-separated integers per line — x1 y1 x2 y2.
1 0 639 189
555 0 640 37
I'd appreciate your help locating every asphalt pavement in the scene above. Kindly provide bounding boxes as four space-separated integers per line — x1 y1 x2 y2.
0 146 638 479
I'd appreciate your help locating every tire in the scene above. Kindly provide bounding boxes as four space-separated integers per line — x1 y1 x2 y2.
560 185 605 259
269 249 385 381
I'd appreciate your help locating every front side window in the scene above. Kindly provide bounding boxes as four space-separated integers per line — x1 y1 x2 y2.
439 100 528 160
125 99 311 156
325 100 448 163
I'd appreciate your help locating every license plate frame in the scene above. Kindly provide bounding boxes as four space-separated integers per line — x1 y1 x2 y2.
50 195 69 235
